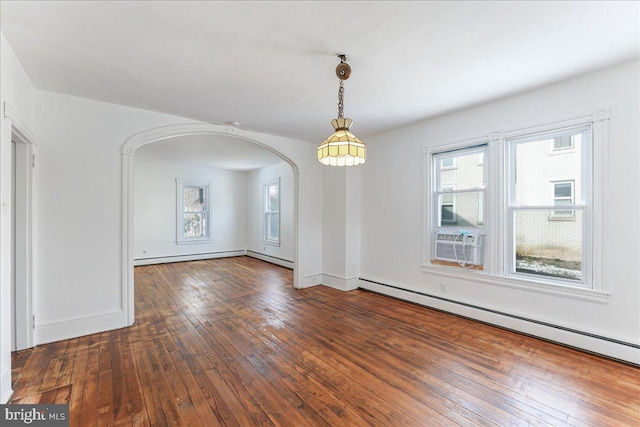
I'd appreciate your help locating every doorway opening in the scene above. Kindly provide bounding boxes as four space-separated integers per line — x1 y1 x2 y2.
121 123 300 326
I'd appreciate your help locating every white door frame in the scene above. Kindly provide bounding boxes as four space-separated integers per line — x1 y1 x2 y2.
4 103 36 350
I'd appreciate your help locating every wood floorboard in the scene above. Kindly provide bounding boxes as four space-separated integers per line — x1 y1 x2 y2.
299 297 571 425
10 256 640 426
303 286 639 425
261 300 502 426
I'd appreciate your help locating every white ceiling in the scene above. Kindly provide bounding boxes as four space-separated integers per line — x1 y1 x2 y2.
2 1 639 169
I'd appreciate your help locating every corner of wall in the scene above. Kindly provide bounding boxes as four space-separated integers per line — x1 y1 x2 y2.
322 273 359 291
0 369 12 404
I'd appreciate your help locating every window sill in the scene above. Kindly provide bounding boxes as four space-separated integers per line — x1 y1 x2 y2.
176 239 213 245
263 240 280 247
431 259 484 270
421 263 609 304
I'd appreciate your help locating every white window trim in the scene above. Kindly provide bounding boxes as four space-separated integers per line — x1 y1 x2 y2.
419 265 609 304
423 109 609 302
263 177 281 246
176 179 213 244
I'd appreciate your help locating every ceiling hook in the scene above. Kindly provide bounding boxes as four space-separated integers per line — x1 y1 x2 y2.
335 54 351 80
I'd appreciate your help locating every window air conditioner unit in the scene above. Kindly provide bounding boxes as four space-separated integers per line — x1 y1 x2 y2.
434 232 485 266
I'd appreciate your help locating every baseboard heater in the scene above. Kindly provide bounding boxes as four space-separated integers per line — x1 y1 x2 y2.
246 250 294 269
134 250 245 266
358 277 639 365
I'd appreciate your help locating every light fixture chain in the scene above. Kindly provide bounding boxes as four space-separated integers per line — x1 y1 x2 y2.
318 53 366 166
338 79 344 119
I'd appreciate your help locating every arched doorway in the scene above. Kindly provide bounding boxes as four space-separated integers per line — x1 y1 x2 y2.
121 123 300 326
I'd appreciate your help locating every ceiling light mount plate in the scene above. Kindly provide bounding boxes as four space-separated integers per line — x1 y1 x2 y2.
335 54 351 80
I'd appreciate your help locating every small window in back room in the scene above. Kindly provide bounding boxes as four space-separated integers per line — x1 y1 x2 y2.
176 179 212 243
264 178 280 245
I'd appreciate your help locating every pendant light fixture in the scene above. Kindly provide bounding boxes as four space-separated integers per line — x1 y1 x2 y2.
317 54 366 166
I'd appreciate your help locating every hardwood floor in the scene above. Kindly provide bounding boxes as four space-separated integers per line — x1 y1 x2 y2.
10 256 640 426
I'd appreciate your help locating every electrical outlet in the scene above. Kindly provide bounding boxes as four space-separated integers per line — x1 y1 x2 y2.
440 283 447 293
143 249 147 254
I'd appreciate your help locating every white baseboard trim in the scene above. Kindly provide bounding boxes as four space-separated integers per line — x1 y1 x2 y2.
1 369 12 404
359 279 640 365
35 310 127 346
134 250 246 266
299 274 322 288
246 251 294 269
322 273 359 292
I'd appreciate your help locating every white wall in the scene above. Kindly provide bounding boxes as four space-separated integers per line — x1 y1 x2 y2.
34 92 190 344
359 60 640 363
322 168 347 280
246 162 294 265
33 89 323 346
0 32 36 403
322 167 361 291
134 161 248 262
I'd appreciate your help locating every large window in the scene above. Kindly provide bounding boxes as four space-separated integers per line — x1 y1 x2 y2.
264 178 280 245
431 146 487 267
176 179 212 243
507 126 590 284
426 118 598 290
